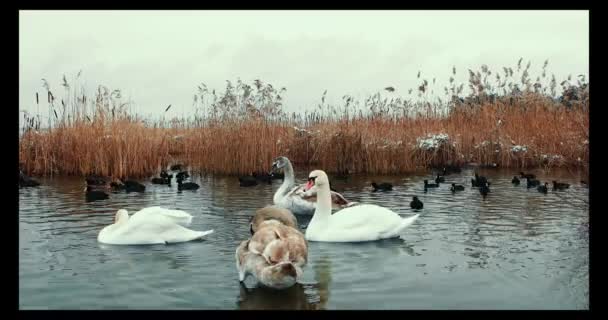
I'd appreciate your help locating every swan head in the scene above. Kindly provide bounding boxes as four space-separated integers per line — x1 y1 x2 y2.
304 170 328 191
271 156 290 171
115 209 129 224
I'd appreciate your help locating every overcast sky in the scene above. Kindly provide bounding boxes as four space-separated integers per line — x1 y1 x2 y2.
19 10 588 119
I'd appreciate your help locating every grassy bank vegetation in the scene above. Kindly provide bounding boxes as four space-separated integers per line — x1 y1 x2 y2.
19 60 588 177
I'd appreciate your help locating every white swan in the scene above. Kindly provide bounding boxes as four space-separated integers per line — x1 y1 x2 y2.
271 156 356 215
302 170 419 242
98 207 214 245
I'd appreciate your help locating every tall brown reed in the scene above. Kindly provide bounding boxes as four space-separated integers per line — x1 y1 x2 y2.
19 61 589 177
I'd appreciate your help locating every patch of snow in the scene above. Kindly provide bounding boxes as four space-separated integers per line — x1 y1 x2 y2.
416 133 450 151
511 145 528 153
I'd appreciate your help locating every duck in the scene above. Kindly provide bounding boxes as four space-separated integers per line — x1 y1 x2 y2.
410 196 423 210
160 170 173 179
520 171 536 179
552 180 570 190
250 206 298 235
98 207 213 245
151 177 170 185
450 183 465 192
424 179 439 189
85 174 108 186
271 172 285 180
512 176 520 185
122 179 146 193
435 174 446 183
170 164 183 171
253 172 273 184
526 177 540 188
270 156 356 215
443 165 462 175
239 175 259 187
471 172 488 187
85 185 109 202
371 182 393 191
479 182 490 198
538 182 549 194
176 171 190 181
235 239 300 290
177 177 199 191
302 170 419 242
19 171 40 188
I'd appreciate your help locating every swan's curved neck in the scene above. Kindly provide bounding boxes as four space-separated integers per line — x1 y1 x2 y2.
274 161 296 203
309 184 332 227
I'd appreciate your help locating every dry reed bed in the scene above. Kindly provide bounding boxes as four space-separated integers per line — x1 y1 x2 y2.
20 61 589 177
177 101 587 176
19 103 588 177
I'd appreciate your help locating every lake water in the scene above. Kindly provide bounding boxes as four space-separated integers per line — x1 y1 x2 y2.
19 168 589 309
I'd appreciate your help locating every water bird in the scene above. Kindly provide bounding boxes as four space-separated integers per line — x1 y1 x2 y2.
271 172 285 180
19 171 40 188
479 182 490 198
170 164 183 171
253 172 273 184
235 228 305 290
538 182 548 194
512 176 520 185
175 171 190 180
435 174 445 183
371 182 393 191
247 220 307 270
552 181 570 190
424 180 439 189
85 185 109 201
98 207 213 245
239 175 258 187
526 177 540 188
302 170 419 242
151 177 171 185
439 165 462 175
471 173 488 187
450 183 465 192
121 180 145 193
85 175 108 186
410 196 423 210
177 177 199 191
270 156 356 215
520 171 536 179
160 170 173 179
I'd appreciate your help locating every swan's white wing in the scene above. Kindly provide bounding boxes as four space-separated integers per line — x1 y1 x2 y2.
309 204 417 242
285 184 306 198
133 206 193 226
277 196 316 215
103 213 211 245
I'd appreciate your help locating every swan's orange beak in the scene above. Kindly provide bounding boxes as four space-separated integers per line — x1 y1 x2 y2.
304 180 314 191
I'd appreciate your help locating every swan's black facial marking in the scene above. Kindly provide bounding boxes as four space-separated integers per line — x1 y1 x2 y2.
307 176 317 183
